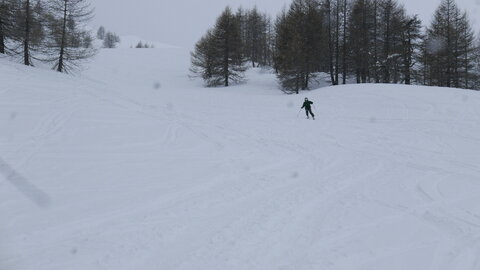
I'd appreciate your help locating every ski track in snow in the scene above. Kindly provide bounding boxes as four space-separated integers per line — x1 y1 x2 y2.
1 49 480 270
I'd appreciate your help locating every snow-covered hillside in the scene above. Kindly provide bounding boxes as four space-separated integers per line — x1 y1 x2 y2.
115 35 178 49
1 46 480 270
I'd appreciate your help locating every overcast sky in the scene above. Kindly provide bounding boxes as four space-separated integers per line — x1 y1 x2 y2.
91 0 480 48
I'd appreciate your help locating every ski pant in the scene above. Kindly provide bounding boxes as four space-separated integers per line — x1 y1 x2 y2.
305 108 315 118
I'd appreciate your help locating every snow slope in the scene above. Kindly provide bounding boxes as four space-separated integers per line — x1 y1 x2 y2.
115 35 178 49
1 47 480 270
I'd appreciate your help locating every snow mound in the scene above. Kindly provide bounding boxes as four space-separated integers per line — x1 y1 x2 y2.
1 48 480 270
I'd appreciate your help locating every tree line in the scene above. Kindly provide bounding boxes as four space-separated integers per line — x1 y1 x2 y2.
0 0 95 73
96 26 120 49
191 0 480 92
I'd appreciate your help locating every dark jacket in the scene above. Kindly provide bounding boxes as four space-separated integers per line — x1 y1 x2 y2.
302 101 313 110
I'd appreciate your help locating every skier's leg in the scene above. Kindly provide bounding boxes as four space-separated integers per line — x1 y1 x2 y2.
308 109 315 118
305 110 309 118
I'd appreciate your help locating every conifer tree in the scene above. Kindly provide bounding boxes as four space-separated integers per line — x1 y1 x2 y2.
103 31 120 48
45 0 95 73
190 29 216 84
274 0 324 93
0 0 15 54
422 0 477 88
191 7 246 87
9 0 46 66
96 26 105 40
348 0 373 83
401 15 422 85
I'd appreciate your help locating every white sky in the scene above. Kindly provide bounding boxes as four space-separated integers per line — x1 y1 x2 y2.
91 0 480 48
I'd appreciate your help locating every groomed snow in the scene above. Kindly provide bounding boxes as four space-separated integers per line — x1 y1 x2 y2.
1 47 480 270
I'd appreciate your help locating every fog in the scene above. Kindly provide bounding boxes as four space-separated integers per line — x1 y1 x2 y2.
91 0 290 48
93 0 479 48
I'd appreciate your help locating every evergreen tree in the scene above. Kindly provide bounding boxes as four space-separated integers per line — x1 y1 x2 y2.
274 0 324 93
103 31 120 48
9 0 47 66
456 12 476 89
323 0 343 85
341 0 348 84
191 7 246 87
236 7 274 68
472 36 480 90
45 0 95 73
348 0 373 83
245 7 262 67
401 14 422 85
190 29 216 84
0 0 16 54
422 0 477 89
96 25 105 40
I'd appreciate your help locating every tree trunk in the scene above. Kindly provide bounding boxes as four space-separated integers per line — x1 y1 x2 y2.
334 0 340 85
57 0 68 72
361 0 368 83
327 0 335 85
404 37 411 85
373 0 379 83
446 0 452 87
295 74 300 94
383 7 391 83
0 17 5 54
304 72 309 90
342 0 347 84
24 0 30 66
464 22 469 89
0 1 6 55
224 15 230 87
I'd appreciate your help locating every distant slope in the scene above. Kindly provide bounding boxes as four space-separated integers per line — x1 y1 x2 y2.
117 35 179 49
1 48 480 270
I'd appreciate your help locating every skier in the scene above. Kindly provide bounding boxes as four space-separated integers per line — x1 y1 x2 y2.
301 98 315 120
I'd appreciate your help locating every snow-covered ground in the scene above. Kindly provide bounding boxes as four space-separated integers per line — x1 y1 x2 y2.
1 46 480 270
115 35 179 49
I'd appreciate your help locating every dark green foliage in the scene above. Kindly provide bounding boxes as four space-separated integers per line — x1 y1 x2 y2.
274 0 325 93
421 0 478 89
45 0 96 73
0 0 17 54
235 7 275 68
401 15 422 85
96 26 105 40
191 7 246 87
193 0 480 91
190 30 216 84
0 0 95 72
348 0 374 83
103 31 120 48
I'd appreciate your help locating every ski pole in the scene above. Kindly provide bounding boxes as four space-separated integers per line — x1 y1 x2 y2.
297 108 302 118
